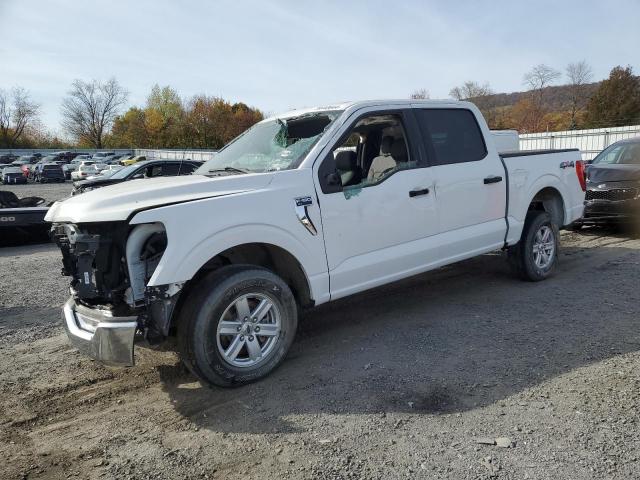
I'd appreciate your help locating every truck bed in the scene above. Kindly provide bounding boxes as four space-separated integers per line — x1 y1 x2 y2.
500 148 585 245
0 206 51 245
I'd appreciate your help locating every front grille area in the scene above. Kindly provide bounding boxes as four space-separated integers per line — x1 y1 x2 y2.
586 188 638 202
52 222 130 305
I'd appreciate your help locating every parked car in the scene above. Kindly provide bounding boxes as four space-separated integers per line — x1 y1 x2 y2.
71 163 99 181
573 137 640 227
30 156 60 178
34 163 65 183
91 152 115 162
72 159 201 194
0 154 18 165
63 155 92 179
104 154 130 164
47 100 586 386
2 166 27 184
100 155 117 164
52 151 80 162
120 155 146 166
97 164 124 176
71 162 98 182
12 155 38 167
11 156 38 178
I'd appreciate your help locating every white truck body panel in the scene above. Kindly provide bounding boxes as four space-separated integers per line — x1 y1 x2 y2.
502 151 584 244
46 100 585 308
491 130 520 153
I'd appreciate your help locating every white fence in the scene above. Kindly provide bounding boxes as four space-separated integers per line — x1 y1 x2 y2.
519 125 640 160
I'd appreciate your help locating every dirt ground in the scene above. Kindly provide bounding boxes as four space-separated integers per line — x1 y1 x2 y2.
2 181 73 205
1 227 640 480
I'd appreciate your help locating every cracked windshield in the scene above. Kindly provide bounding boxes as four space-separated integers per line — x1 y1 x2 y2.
196 111 342 175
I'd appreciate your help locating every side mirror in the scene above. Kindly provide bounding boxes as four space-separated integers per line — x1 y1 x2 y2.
325 171 342 186
131 173 144 179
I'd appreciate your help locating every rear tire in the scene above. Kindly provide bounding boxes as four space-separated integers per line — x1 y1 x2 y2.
177 265 298 388
508 210 559 281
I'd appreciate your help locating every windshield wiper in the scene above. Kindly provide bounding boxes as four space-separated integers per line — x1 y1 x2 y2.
207 166 251 175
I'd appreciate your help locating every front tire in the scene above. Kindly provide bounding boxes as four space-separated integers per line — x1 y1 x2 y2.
508 210 559 281
177 265 298 387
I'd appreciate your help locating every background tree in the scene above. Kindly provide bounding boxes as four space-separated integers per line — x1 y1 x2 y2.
566 60 593 129
0 87 40 147
523 64 561 99
144 85 184 147
184 96 263 148
585 65 640 128
449 81 495 124
107 107 148 147
409 89 429 100
449 81 493 101
522 64 561 131
108 85 263 149
61 78 128 148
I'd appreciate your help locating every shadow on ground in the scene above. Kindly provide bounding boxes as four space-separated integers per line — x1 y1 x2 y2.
152 229 638 433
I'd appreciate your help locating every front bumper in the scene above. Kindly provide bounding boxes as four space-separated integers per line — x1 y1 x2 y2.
4 175 26 184
62 297 138 366
582 198 640 224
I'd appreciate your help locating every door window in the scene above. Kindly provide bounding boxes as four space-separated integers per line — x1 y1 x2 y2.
321 113 417 193
415 109 487 165
179 162 197 175
146 163 181 177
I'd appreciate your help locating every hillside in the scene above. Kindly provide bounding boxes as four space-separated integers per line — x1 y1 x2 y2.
484 82 601 111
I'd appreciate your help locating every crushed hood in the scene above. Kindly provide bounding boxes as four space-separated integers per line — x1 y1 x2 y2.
45 173 274 223
587 164 640 184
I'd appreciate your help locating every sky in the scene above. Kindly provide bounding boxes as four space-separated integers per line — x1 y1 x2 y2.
1 0 639 135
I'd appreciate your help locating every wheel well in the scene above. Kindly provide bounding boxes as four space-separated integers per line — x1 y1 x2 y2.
528 187 565 227
187 243 313 309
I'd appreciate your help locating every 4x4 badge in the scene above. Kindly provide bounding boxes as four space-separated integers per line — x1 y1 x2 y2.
294 197 317 235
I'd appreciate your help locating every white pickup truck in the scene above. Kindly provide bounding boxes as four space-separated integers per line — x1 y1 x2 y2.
46 100 586 387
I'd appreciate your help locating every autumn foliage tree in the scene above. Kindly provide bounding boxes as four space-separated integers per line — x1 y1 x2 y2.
108 85 263 149
585 66 640 128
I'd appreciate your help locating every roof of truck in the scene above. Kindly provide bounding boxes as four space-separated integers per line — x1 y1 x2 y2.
262 99 464 122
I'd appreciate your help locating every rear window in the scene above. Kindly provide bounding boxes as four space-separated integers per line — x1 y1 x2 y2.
415 109 487 165
43 165 61 170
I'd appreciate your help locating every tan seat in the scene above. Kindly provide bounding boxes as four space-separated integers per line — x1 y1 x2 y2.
367 136 396 182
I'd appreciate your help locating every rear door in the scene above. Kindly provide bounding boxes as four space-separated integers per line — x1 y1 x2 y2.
413 106 507 261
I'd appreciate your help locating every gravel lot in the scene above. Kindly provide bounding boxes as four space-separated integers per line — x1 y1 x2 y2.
1 228 640 480
1 181 73 205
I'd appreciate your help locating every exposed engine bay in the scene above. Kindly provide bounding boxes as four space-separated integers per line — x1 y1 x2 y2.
51 221 179 340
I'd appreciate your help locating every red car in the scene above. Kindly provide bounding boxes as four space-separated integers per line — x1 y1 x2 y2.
11 156 38 178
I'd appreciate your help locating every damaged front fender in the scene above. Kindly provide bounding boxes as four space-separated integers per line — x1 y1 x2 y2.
144 282 184 341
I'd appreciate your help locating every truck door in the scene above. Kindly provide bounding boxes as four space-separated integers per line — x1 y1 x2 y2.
314 107 440 300
412 106 507 261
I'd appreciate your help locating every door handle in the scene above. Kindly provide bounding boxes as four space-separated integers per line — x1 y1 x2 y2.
409 188 430 197
484 175 503 184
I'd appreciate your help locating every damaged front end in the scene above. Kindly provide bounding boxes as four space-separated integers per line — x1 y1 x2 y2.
52 221 182 366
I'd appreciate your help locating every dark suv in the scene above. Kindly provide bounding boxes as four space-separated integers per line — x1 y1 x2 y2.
34 163 66 183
